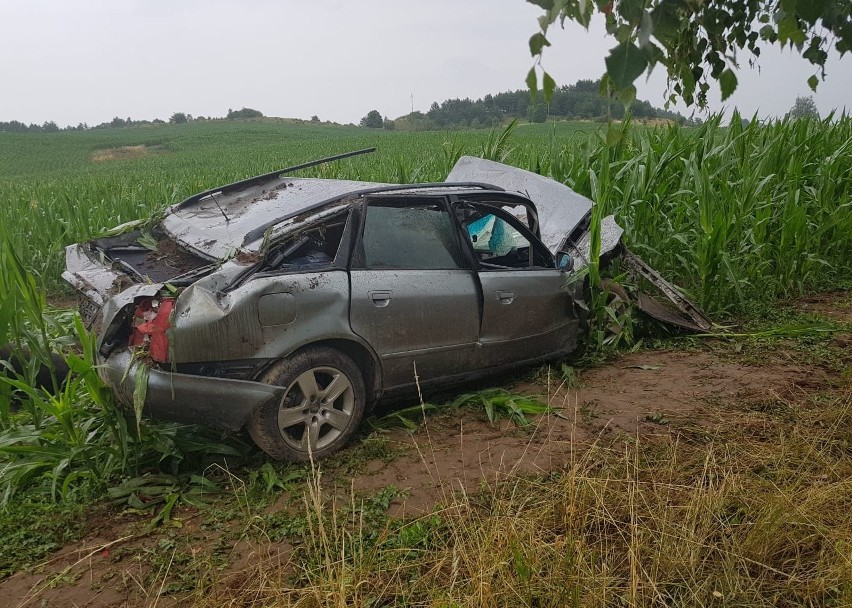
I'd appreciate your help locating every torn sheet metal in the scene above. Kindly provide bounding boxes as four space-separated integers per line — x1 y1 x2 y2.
448 157 711 331
566 215 624 270
623 249 713 332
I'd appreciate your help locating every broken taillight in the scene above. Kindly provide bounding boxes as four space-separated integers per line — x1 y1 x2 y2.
129 298 175 363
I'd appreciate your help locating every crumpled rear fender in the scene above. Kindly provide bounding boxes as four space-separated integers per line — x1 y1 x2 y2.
168 269 374 364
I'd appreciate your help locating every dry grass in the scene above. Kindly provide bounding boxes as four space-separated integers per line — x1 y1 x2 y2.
179 385 852 608
90 145 156 162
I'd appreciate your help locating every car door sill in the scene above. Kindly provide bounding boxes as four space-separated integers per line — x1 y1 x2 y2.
478 319 578 347
380 348 576 399
379 341 478 360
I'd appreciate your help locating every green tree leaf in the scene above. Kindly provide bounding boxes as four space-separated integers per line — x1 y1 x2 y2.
542 71 557 102
526 67 538 97
778 16 806 46
605 42 648 90
807 74 819 91
719 69 738 101
798 0 828 23
529 32 551 55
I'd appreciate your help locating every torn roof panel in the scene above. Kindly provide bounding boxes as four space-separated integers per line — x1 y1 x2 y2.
160 157 603 259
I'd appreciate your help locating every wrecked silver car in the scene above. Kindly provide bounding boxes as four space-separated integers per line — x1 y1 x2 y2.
63 151 709 461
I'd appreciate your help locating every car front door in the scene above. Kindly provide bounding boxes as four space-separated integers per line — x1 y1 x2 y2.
456 202 580 367
349 197 480 390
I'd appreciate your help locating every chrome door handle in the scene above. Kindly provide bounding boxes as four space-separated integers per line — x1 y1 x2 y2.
370 290 392 307
496 290 515 304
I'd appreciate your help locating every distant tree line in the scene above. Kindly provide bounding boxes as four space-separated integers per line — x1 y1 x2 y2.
0 120 78 133
391 79 694 131
0 107 264 133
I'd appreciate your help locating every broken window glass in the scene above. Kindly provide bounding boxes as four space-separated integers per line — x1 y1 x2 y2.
457 203 554 269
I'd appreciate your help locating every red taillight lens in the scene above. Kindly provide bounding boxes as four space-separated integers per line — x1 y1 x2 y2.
129 298 175 363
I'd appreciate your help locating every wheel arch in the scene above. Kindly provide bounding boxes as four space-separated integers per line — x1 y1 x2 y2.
267 338 382 410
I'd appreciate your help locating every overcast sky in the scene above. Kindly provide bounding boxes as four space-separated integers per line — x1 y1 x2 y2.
1 0 848 127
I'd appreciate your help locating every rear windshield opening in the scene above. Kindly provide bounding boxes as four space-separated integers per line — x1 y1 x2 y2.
92 229 212 283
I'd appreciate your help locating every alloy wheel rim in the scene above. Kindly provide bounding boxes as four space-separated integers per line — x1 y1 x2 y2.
277 366 355 453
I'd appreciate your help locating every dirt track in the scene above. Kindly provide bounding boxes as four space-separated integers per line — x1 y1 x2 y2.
353 347 829 515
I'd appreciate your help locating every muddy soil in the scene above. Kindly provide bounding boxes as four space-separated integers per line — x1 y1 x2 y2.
353 349 823 513
3 291 850 607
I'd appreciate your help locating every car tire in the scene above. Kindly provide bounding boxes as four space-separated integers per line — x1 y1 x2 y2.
247 346 366 462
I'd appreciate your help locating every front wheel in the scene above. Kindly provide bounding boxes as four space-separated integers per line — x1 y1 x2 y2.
248 346 366 462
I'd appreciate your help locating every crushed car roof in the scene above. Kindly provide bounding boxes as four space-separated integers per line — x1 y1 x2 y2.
159 155 612 261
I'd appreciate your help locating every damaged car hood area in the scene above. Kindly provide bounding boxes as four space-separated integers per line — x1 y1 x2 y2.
447 156 624 265
448 156 712 332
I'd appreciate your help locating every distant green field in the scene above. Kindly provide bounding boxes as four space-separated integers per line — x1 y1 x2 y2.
0 119 605 180
1 117 850 314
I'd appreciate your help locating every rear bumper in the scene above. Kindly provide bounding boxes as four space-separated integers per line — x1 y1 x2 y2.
100 350 284 431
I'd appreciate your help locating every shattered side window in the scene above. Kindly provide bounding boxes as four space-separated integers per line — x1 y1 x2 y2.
362 204 468 270
457 203 554 269
466 213 531 267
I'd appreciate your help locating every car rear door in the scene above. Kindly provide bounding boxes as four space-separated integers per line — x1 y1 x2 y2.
349 197 480 390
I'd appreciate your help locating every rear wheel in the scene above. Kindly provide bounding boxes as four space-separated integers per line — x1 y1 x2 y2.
248 346 366 462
